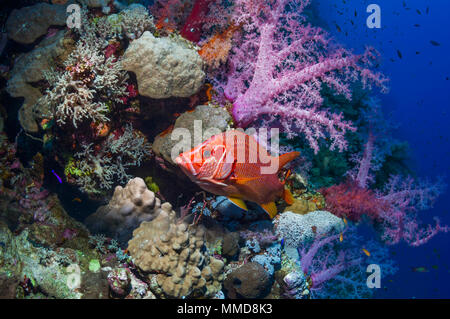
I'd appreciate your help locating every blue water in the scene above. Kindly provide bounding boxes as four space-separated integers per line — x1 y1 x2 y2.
315 0 450 298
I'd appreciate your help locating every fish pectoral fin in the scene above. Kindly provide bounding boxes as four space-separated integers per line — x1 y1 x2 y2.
227 197 248 211
283 188 295 205
231 176 260 185
260 202 278 219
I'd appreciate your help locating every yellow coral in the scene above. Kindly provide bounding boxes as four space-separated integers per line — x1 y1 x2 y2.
283 192 325 215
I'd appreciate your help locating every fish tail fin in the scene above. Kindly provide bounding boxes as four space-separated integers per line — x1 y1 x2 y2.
227 197 248 211
277 151 300 170
260 202 278 219
283 188 295 205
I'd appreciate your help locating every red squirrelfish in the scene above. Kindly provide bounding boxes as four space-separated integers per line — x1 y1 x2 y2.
175 130 299 218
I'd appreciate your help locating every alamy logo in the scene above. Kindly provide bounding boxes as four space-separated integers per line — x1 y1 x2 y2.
367 4 381 29
66 4 81 29
366 264 381 288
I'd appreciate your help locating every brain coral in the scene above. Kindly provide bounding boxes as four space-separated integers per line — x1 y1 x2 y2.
121 31 205 99
128 207 224 298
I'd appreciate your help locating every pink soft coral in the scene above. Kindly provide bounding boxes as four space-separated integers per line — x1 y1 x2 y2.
377 175 448 246
216 0 388 153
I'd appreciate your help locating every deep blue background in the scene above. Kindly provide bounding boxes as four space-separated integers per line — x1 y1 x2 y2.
314 0 450 298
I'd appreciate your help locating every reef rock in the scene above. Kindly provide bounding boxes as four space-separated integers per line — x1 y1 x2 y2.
85 178 163 245
223 262 271 299
6 3 68 44
275 210 345 249
222 232 240 259
0 109 4 133
0 274 19 299
6 30 75 132
79 0 109 7
153 104 231 164
0 221 107 299
128 207 225 298
122 31 205 99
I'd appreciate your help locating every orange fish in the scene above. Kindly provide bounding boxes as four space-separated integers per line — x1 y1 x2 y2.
362 248 371 257
175 130 299 218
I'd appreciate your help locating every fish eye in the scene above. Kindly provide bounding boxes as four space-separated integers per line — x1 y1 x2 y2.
203 148 211 158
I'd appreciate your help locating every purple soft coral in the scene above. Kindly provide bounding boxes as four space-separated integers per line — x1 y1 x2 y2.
298 231 362 290
377 175 449 246
218 0 388 153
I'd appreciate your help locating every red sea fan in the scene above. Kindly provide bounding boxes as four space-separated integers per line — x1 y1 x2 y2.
320 181 387 223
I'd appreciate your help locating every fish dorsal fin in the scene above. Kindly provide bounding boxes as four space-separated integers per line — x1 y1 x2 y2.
277 151 300 171
227 197 248 211
260 202 278 219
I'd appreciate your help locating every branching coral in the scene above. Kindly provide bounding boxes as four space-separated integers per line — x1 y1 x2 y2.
95 4 155 40
32 8 151 197
120 4 155 40
39 37 128 128
66 125 150 195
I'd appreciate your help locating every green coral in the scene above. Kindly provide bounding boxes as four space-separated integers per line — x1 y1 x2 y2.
144 176 160 193
64 157 91 178
210 240 222 256
88 259 101 273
